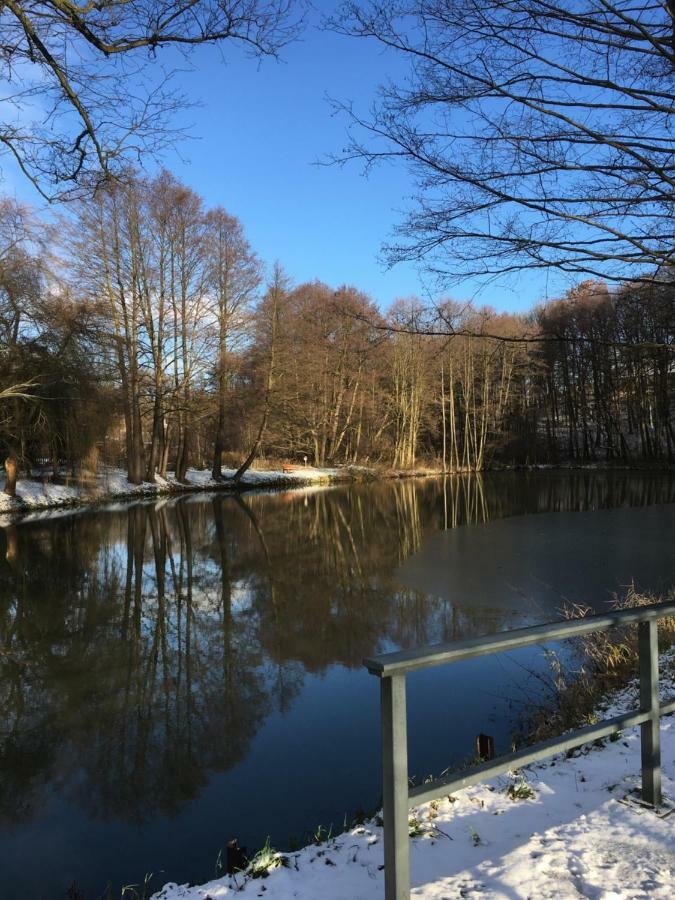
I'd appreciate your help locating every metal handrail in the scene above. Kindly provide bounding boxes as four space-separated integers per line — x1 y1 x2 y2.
364 599 675 900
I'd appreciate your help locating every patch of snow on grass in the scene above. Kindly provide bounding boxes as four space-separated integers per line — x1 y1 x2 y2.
0 478 80 513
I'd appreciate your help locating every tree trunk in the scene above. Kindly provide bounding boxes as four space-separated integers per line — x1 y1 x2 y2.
234 265 283 483
440 361 447 473
212 360 227 480
3 456 17 497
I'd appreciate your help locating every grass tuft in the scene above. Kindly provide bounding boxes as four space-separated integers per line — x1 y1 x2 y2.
505 776 535 801
408 813 426 837
246 837 286 879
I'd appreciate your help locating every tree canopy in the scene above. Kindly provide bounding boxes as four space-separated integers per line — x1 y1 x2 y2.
331 1 675 285
0 1 300 199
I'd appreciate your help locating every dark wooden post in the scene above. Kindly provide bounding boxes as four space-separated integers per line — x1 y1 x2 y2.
476 733 495 761
226 838 248 874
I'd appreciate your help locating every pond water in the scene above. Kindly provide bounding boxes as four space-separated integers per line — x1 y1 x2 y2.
0 471 673 899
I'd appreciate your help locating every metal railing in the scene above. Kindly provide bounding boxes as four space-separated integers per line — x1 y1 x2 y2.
364 599 675 900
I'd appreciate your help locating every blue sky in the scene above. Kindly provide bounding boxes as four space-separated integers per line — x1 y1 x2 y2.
0 2 563 314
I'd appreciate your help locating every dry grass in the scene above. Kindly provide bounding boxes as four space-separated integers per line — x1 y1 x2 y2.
523 585 675 745
565 585 675 679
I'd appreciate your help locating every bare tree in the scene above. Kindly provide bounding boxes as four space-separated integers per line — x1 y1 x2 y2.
388 299 431 468
0 197 40 495
263 282 379 465
163 177 210 482
330 1 675 285
0 1 301 200
205 208 262 480
233 263 287 482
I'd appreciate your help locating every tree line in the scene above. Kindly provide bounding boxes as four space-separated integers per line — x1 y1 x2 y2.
0 173 673 486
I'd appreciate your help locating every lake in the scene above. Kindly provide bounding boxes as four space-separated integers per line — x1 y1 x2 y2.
0 471 673 898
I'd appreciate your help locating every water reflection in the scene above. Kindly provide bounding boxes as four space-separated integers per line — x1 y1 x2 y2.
0 471 673 897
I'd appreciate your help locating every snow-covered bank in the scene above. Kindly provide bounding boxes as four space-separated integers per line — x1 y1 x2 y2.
0 466 364 520
154 658 675 900
2 463 670 521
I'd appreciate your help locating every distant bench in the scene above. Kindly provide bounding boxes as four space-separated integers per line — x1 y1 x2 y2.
282 464 305 474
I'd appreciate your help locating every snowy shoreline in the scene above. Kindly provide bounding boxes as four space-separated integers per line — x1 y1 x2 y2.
1 461 671 523
0 465 372 521
153 655 675 899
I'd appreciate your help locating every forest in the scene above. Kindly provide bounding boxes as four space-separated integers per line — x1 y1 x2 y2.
0 171 673 486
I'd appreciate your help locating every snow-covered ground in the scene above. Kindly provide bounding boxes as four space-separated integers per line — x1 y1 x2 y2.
0 466 355 519
153 658 675 900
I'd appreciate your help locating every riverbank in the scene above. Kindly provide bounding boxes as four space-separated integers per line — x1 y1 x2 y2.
1 460 672 521
153 653 675 899
0 465 374 520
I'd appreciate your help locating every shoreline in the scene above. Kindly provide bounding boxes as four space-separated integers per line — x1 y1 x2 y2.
1 461 673 522
152 649 675 899
143 589 671 898
0 466 367 521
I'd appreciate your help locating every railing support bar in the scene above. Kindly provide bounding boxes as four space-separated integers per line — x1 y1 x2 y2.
381 673 410 900
639 619 661 807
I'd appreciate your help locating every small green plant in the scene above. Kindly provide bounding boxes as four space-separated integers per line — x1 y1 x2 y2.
506 776 535 801
352 807 367 826
312 823 333 845
120 873 155 900
408 813 426 837
469 827 482 847
247 837 286 879
215 848 224 876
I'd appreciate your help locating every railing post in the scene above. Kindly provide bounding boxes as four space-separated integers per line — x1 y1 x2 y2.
380 673 410 900
638 619 661 807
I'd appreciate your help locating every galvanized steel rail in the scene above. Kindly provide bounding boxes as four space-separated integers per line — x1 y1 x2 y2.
364 599 675 900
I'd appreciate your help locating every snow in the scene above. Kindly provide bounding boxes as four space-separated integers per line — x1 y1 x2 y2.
153 657 675 900
0 466 355 521
0 478 81 509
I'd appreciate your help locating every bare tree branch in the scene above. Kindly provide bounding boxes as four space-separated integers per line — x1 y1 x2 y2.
328 1 675 285
0 1 303 200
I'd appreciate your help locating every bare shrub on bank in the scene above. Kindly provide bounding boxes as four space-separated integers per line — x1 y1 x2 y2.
525 585 675 745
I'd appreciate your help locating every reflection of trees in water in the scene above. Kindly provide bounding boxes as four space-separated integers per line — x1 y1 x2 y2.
440 474 489 530
478 470 675 518
77 501 281 822
0 503 278 825
239 481 435 671
422 470 674 532
0 514 120 825
0 469 671 829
